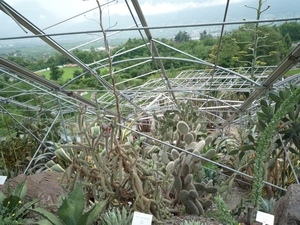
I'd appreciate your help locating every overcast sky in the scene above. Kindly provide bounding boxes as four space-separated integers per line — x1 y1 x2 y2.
6 0 247 19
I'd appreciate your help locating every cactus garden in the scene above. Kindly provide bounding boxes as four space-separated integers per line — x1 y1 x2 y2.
1 0 300 224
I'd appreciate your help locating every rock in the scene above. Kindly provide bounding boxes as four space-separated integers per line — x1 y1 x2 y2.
0 171 67 213
273 184 300 225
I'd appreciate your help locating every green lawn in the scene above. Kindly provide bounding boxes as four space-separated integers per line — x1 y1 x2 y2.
38 67 82 80
284 68 300 77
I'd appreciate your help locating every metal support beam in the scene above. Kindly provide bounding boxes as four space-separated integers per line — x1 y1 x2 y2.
2 17 300 41
131 0 178 106
0 0 144 114
222 43 300 128
0 58 119 116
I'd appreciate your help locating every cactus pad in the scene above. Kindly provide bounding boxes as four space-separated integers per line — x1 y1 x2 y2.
182 164 190 177
166 161 174 172
205 136 213 146
185 199 200 215
184 133 194 145
205 186 218 194
171 149 180 160
188 189 199 199
195 140 206 152
194 199 204 215
204 149 216 160
194 183 205 192
177 121 189 135
174 176 182 192
184 174 193 185
179 190 189 202
202 199 213 208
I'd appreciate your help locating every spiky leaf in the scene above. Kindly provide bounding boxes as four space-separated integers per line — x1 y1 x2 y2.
77 200 107 225
29 208 64 225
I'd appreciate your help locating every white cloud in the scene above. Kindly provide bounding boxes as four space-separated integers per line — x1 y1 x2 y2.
98 0 247 16
6 0 247 21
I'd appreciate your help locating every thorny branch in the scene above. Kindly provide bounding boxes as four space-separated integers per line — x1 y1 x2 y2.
96 0 122 141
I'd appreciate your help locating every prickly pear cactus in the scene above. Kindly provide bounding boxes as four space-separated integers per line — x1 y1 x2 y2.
153 101 207 144
158 121 219 215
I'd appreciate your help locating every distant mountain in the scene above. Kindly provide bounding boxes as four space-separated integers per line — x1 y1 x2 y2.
1 0 300 40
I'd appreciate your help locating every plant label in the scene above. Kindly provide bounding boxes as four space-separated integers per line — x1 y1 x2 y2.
131 211 152 225
256 211 274 225
0 176 7 185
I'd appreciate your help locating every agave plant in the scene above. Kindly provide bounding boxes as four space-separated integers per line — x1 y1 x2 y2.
259 197 276 214
30 183 106 225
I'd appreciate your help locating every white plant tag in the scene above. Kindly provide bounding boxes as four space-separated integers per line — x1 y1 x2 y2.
0 176 7 185
256 210 274 225
131 211 152 225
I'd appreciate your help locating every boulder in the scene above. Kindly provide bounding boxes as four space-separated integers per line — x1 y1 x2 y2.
0 171 67 213
273 184 300 225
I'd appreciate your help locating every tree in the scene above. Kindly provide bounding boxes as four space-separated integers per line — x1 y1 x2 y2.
279 21 300 42
199 30 213 40
174 31 191 43
208 35 240 68
72 69 83 84
49 65 64 80
73 69 82 79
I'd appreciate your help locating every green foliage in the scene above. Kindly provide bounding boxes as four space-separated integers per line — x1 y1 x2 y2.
231 198 252 220
153 101 206 143
208 35 240 68
51 105 172 223
0 180 38 225
201 163 221 185
49 64 64 80
0 96 63 177
252 85 300 207
279 21 300 42
214 196 238 225
100 207 133 225
174 31 191 43
30 183 106 225
259 197 276 214
155 118 221 216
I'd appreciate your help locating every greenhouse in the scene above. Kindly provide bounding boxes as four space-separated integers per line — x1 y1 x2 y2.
1 0 300 224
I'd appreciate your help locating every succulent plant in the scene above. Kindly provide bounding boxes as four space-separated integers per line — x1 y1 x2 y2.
49 105 173 223
100 207 133 225
29 182 106 225
156 121 221 215
0 180 38 224
259 197 276 214
153 101 207 144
